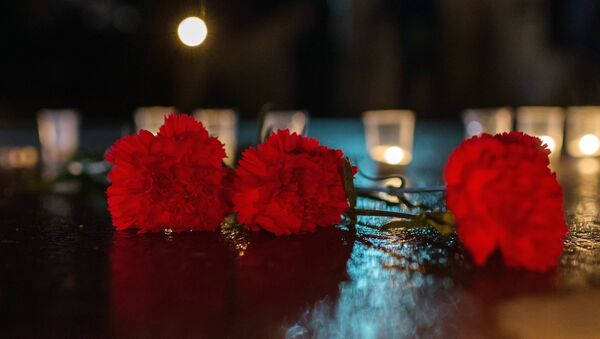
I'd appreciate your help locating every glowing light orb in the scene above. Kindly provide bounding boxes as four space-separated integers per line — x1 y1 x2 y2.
578 134 600 155
177 17 207 47
539 135 556 153
384 146 405 165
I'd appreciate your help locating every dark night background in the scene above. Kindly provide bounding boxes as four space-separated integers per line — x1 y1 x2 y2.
1 0 600 123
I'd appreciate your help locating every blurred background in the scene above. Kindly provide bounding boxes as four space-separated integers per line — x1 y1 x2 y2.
1 0 600 123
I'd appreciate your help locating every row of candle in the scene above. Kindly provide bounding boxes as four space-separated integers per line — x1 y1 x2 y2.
134 107 309 166
366 106 600 165
463 106 600 159
22 107 309 174
4 106 599 174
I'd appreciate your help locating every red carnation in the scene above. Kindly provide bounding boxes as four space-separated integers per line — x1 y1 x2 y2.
444 131 568 271
106 114 232 233
233 130 353 235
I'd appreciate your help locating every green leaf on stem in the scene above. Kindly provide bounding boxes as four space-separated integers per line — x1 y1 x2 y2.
381 211 456 236
424 211 456 236
382 217 428 231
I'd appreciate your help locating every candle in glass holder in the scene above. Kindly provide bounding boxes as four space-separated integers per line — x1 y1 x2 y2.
462 107 513 138
37 109 79 178
362 110 415 165
566 106 600 158
260 110 309 141
194 108 238 166
517 106 565 158
133 106 175 134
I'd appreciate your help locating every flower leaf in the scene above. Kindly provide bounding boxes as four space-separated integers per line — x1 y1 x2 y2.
424 211 456 236
380 211 456 236
382 217 428 231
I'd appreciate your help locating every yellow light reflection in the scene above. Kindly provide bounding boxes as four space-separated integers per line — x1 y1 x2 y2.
369 145 411 165
539 135 556 153
376 177 403 203
383 146 405 165
177 17 207 47
577 158 600 175
67 161 84 176
578 134 600 156
1 146 39 169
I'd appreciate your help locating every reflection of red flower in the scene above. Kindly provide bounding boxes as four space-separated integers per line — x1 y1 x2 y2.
233 227 353 337
110 227 353 337
110 232 230 338
106 114 232 232
444 132 568 271
233 130 353 235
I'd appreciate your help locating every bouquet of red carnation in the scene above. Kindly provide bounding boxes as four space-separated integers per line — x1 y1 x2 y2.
106 120 568 271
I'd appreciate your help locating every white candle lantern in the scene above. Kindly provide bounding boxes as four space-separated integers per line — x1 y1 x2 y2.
193 109 238 166
362 110 415 166
462 107 513 138
133 106 175 134
260 110 309 141
517 106 565 159
566 106 600 158
37 109 79 177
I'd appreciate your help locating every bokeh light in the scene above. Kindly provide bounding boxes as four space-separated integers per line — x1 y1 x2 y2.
539 135 556 153
383 146 405 165
177 17 208 47
466 121 483 137
578 134 600 156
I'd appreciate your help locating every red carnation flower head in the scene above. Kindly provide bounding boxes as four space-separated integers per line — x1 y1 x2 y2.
233 130 354 235
444 131 568 271
106 113 232 233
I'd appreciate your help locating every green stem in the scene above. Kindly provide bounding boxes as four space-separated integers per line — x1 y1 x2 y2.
357 186 446 195
352 208 417 219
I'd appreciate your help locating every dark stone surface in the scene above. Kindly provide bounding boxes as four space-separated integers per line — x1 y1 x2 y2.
0 120 598 338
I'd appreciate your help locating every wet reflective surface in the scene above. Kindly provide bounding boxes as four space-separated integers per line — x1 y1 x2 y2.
0 121 599 338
